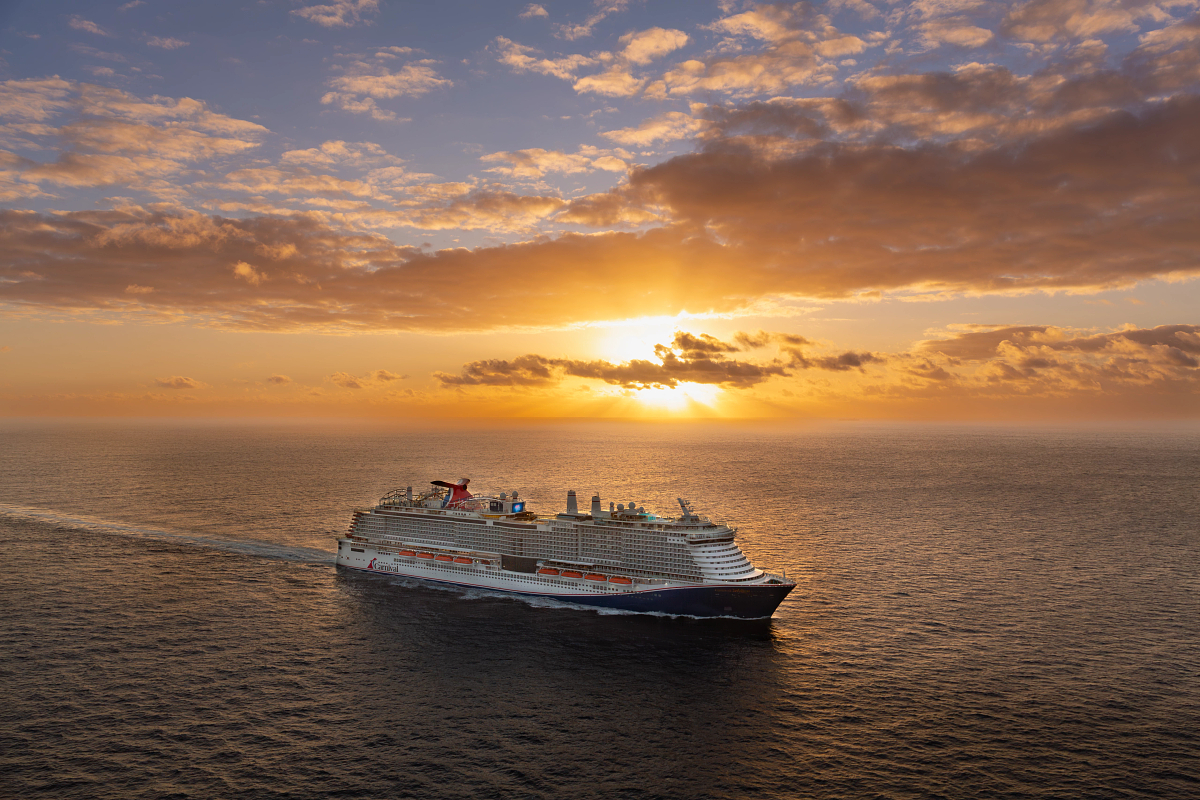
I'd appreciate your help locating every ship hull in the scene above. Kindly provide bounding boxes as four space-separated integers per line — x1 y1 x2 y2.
339 562 794 619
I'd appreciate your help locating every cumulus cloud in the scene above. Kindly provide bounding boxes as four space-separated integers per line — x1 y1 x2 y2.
279 140 402 168
232 261 266 285
437 335 786 390
330 368 405 389
147 36 189 50
554 0 631 40
481 147 625 178
619 27 689 64
326 64 451 99
573 66 645 96
0 80 268 194
68 16 111 37
435 330 879 389
908 324 1200 395
266 374 292 384
321 55 451 119
520 4 550 19
600 111 706 145
293 0 379 28
493 37 597 80
155 375 205 389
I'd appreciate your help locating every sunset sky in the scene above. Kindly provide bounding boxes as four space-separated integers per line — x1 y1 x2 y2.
2 0 1198 419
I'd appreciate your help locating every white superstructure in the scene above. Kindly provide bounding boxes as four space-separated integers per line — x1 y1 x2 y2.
336 481 795 618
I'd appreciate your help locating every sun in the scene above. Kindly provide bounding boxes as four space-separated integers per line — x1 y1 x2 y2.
592 316 681 362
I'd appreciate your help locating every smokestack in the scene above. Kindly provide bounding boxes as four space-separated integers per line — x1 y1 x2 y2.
406 486 412 501
591 494 601 515
566 489 578 514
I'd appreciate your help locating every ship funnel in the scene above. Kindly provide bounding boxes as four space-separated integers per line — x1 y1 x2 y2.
566 490 578 514
406 486 412 501
591 494 601 515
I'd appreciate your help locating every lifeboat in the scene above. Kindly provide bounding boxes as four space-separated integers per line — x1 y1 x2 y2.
434 554 453 562
561 570 583 579
608 576 633 585
416 553 434 560
399 550 416 557
538 567 561 576
453 557 472 564
584 573 607 582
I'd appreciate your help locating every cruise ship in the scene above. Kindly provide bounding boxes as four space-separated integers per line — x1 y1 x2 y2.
336 479 795 618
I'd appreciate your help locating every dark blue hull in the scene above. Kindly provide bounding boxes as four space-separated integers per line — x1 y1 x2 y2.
342 565 795 619
557 582 795 619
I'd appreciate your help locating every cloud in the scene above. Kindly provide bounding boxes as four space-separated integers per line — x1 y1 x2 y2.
619 28 689 64
918 20 995 49
600 111 706 145
217 167 385 199
232 261 266 285
554 0 631 41
322 60 452 119
909 324 1200 393
330 368 405 389
481 147 625 178
493 37 597 80
293 0 379 28
155 375 205 389
68 16 111 37
279 140 401 168
520 4 549 19
1002 0 1146 43
573 66 645 96
4 94 1199 334
326 64 452 99
147 36 189 49
266 374 292 384
1 80 268 193
434 330 883 390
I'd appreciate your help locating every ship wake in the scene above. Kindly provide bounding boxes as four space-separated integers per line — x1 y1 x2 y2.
0 503 334 565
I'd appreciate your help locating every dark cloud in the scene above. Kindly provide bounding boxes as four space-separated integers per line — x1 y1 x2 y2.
266 374 292 384
788 349 884 371
435 330 880 390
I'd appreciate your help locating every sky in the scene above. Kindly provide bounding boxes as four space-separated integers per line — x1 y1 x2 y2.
1 0 1198 420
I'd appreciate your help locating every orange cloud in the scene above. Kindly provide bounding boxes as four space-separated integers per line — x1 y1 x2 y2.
293 0 379 28
154 375 205 389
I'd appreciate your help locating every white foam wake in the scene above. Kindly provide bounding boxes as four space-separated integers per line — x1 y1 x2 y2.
0 503 335 565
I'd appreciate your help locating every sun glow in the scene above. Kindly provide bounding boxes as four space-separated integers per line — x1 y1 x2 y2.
633 382 722 411
593 317 687 362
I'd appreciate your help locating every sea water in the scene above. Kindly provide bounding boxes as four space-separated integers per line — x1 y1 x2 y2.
1 419 1197 799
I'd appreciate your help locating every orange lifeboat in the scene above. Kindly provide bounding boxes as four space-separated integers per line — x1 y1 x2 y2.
609 576 633 585
416 553 434 560
584 573 607 582
453 557 472 564
538 568 561 576
434 554 453 562
399 550 416 557
561 570 583 579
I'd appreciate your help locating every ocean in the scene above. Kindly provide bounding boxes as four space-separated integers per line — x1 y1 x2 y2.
1 419 1198 799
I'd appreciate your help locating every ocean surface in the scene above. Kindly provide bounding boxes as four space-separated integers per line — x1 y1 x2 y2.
1 419 1198 799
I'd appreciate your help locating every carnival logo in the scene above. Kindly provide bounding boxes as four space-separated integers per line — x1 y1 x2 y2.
368 558 376 569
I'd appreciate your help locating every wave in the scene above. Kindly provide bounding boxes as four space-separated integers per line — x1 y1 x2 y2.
0 503 335 565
